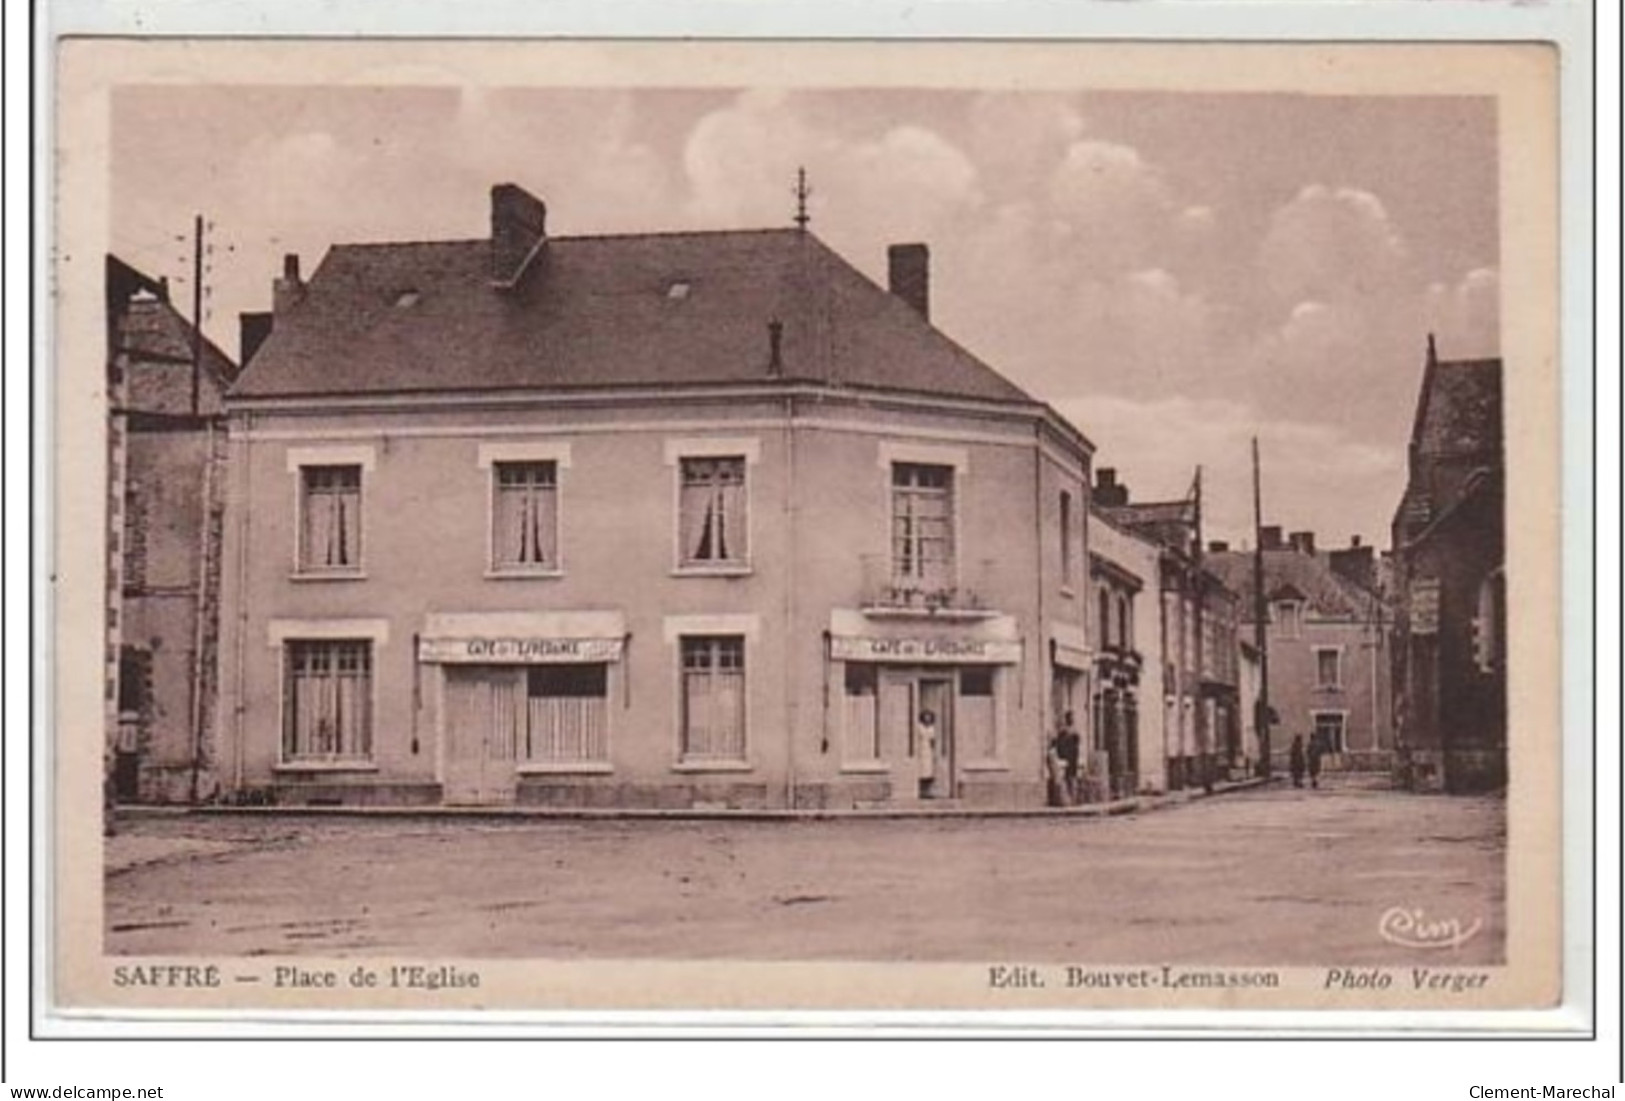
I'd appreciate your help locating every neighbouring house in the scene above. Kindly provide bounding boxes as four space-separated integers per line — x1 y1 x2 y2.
1237 637 1263 775
1096 469 1239 790
1088 505 1165 796
217 183 1098 809
1208 529 1394 774
1388 337 1504 792
105 256 238 803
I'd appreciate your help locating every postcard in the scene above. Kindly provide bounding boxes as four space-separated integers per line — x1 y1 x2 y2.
50 36 1566 1024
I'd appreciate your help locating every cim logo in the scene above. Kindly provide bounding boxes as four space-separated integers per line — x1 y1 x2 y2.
1377 906 1483 950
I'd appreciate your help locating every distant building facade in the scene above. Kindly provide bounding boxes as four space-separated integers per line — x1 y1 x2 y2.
106 256 237 803
217 184 1097 810
1388 339 1505 792
1209 530 1393 773
1096 469 1238 790
1088 507 1165 797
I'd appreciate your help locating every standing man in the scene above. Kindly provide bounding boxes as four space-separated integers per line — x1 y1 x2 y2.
1054 711 1082 806
1307 730 1325 790
1289 734 1306 789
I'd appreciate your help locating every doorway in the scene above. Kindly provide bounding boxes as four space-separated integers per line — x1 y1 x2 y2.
917 677 955 799
442 666 520 805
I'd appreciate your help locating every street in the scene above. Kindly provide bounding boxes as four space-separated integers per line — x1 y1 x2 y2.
105 778 1504 965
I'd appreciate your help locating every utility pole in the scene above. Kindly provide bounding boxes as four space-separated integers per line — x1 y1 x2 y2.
1252 437 1271 778
792 167 811 231
190 213 203 417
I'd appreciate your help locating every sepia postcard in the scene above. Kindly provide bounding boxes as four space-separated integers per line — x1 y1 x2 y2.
49 35 1571 1028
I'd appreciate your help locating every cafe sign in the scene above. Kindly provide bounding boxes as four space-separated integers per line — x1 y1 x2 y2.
418 636 625 664
1408 578 1441 636
830 635 1022 665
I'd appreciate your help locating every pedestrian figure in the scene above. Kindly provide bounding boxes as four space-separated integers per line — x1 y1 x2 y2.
1052 711 1082 806
1307 732 1324 790
916 709 938 798
103 744 117 838
1289 734 1306 789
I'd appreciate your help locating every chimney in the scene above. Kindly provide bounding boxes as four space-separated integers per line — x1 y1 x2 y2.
1288 531 1317 556
490 183 548 288
273 253 304 315
887 243 930 320
239 311 274 367
767 319 784 376
1094 467 1128 508
1259 525 1284 551
1208 540 1230 553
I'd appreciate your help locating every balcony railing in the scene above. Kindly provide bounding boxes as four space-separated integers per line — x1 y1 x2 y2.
860 555 995 616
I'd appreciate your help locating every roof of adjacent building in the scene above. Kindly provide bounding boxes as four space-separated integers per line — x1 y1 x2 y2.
232 228 1038 408
109 256 239 418
1098 499 1198 558
1205 549 1380 621
1409 350 1502 458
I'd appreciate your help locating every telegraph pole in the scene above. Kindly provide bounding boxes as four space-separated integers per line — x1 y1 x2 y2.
1252 437 1271 778
189 213 204 417
792 167 812 231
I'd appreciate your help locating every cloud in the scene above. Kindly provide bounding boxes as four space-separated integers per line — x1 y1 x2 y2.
1258 184 1408 305
1056 394 1404 549
965 93 1085 199
680 92 983 256
1425 267 1501 357
1046 139 1176 275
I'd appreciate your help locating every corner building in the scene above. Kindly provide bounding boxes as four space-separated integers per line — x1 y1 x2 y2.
219 185 1095 809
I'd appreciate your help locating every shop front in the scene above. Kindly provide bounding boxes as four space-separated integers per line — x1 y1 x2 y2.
828 610 1022 803
418 612 627 805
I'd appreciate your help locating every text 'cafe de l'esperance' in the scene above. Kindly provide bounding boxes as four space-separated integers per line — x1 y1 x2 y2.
218 182 1128 810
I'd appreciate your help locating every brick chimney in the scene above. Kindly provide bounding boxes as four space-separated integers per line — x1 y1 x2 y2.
490 183 548 288
272 253 304 316
887 243 930 320
1288 531 1317 555
239 311 273 367
1259 525 1284 551
1094 467 1129 508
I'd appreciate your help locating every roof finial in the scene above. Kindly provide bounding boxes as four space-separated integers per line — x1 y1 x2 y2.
1426 331 1438 367
793 166 812 231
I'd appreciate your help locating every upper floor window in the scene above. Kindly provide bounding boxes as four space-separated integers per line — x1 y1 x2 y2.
1098 587 1113 648
892 462 955 590
679 456 749 567
1274 600 1303 640
299 465 362 573
492 460 559 572
1117 594 1132 651
1060 490 1075 588
1315 647 1342 689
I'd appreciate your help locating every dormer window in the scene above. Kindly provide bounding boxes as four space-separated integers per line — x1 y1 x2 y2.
1274 600 1303 640
667 281 692 300
394 289 420 308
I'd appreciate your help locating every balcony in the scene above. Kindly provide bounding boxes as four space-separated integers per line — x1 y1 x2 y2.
859 555 997 619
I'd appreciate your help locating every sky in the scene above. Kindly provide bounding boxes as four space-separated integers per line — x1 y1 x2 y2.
111 85 1500 549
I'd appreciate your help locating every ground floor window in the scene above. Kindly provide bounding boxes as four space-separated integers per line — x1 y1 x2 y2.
680 635 747 762
525 664 609 763
959 667 998 760
284 639 373 761
1313 711 1347 755
843 663 882 763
